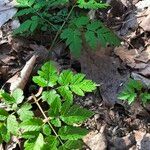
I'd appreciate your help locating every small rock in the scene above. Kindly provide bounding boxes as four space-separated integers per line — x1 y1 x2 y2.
83 128 107 150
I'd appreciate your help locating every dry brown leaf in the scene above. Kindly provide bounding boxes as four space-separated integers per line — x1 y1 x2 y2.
114 46 139 68
139 64 150 77
135 46 150 63
140 8 150 31
133 63 147 69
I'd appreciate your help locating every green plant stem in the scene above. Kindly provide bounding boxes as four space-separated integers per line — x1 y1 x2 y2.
35 11 57 30
32 94 64 145
49 5 76 51
27 4 57 30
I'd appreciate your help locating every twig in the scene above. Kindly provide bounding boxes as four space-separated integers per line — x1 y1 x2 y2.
32 94 64 145
49 4 76 51
27 4 57 30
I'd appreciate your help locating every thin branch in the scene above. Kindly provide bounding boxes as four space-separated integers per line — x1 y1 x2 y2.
32 94 64 145
27 4 57 30
49 4 76 51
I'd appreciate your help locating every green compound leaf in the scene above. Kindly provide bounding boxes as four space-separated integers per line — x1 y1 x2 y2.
118 79 144 105
1 89 24 105
15 8 34 17
77 0 109 9
70 84 84 96
33 1 47 10
22 131 39 139
70 73 85 84
70 78 97 96
12 88 24 104
61 105 94 125
32 76 48 87
77 79 97 92
44 135 59 150
85 30 97 49
7 115 19 135
127 79 143 91
60 28 82 57
50 118 61 127
17 103 34 121
118 89 137 104
30 16 39 32
14 20 32 34
58 86 73 104
61 101 72 116
87 21 101 31
71 16 89 28
16 0 35 7
58 126 88 140
49 0 69 7
97 26 120 47
42 90 61 105
58 70 73 86
0 124 10 143
1 92 15 104
33 61 58 87
48 96 62 117
20 118 43 132
24 133 44 150
141 92 150 105
42 124 51 136
0 109 9 121
59 140 83 150
86 21 120 48
32 133 44 150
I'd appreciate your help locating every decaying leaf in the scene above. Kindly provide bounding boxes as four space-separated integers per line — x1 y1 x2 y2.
139 65 150 77
114 46 139 68
135 46 150 63
7 55 36 92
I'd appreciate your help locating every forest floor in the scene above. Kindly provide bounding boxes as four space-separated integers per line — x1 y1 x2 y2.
0 0 150 149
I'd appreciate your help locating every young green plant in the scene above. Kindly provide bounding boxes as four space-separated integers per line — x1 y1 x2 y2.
118 79 150 105
14 0 120 56
0 61 97 149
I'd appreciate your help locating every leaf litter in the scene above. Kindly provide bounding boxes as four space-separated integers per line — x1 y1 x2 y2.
0 0 150 149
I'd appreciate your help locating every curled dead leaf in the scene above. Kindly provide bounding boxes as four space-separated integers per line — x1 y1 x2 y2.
7 55 36 92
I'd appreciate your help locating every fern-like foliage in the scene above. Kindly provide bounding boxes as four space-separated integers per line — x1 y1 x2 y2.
118 79 150 105
0 61 97 149
14 0 120 56
61 16 120 56
14 0 70 34
77 0 109 9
